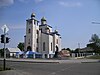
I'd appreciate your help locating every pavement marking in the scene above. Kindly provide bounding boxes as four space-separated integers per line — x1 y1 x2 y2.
50 65 76 75
61 69 65 71
51 72 56 75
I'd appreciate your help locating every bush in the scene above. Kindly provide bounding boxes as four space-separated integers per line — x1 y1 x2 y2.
0 67 12 71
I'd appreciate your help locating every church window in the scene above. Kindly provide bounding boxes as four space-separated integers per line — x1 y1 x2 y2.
51 42 52 51
37 30 39 34
37 38 38 43
36 47 38 52
56 39 58 44
28 29 31 33
43 42 45 51
28 39 30 44
29 20 32 24
37 21 39 26
28 20 32 25
34 20 36 25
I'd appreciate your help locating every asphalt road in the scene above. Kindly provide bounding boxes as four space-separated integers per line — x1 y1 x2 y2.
0 61 100 75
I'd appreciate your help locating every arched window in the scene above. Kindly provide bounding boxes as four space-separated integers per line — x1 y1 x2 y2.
51 43 52 51
36 47 38 52
43 42 45 51
37 38 38 43
56 39 58 44
28 39 30 44
28 29 31 33
27 46 32 51
37 30 39 34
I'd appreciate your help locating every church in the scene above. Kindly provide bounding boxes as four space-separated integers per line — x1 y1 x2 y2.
24 13 61 58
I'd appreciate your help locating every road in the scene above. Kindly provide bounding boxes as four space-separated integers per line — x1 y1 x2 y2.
0 61 100 75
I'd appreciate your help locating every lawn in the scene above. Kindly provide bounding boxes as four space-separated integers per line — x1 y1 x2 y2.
86 55 100 59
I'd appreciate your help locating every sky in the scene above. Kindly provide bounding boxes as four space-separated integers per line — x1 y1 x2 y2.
0 0 100 50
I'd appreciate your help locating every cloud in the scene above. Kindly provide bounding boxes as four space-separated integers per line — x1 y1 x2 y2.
9 25 25 30
59 1 82 7
18 0 26 2
0 0 14 7
0 0 44 7
34 0 44 3
18 0 30 3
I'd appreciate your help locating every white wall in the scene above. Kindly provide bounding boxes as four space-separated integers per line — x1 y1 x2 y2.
53 34 61 52
25 18 39 52
41 33 49 54
48 35 54 54
39 25 52 33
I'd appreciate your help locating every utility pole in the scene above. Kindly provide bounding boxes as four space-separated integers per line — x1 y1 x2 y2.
78 43 80 57
4 28 6 70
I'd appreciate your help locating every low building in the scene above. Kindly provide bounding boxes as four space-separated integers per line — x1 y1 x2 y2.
6 48 21 58
59 49 70 57
79 47 94 53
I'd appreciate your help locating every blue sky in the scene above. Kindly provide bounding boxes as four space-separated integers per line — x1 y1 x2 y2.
0 0 100 50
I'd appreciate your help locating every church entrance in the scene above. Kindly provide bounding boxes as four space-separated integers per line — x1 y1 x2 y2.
54 46 59 58
27 46 32 51
56 46 59 52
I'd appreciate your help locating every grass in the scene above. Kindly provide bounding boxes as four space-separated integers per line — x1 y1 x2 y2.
86 55 100 59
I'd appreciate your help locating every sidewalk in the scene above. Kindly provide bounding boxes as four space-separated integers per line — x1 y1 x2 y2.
0 70 33 75
0 58 59 63
0 58 100 63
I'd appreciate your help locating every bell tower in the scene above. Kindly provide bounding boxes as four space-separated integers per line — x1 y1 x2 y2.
25 12 39 51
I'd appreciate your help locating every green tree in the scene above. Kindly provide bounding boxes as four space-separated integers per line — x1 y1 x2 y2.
0 49 4 57
66 48 71 51
62 48 72 52
74 48 79 53
89 34 100 44
87 34 100 54
17 42 24 51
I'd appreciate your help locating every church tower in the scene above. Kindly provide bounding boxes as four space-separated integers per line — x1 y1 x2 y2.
24 13 39 51
41 17 47 25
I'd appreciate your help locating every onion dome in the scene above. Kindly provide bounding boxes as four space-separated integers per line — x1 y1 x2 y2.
55 30 58 33
31 13 35 18
41 17 46 21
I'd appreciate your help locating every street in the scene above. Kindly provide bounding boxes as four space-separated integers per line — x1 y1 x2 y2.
0 60 100 75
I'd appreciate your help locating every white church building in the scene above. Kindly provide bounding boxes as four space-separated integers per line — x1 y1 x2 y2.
24 13 61 58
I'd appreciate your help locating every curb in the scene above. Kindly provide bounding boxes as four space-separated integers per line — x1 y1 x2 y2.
0 59 59 63
81 61 100 63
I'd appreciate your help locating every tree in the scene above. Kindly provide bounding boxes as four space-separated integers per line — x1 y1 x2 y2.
66 48 71 51
62 48 72 52
87 34 100 54
89 34 100 45
17 42 24 51
74 48 79 53
0 49 4 57
53 50 59 58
